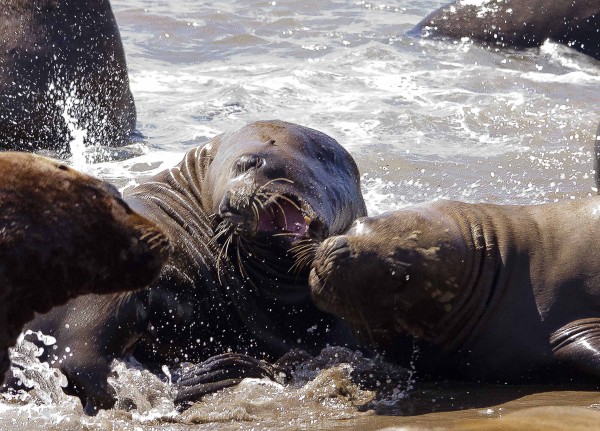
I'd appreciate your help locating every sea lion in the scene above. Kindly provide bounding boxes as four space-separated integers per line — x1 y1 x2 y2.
26 120 367 412
0 0 136 152
410 1 600 60
310 198 600 382
0 152 170 384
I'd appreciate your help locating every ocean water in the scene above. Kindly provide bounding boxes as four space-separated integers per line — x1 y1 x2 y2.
2 1 600 429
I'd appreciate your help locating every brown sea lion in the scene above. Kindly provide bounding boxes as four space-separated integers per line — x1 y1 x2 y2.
0 152 169 385
310 198 600 383
410 1 600 60
0 0 136 152
26 120 367 412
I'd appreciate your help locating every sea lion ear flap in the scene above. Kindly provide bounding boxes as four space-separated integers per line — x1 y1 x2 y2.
550 318 600 377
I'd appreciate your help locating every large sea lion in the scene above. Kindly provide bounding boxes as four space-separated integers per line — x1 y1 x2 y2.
310 198 600 383
410 1 600 60
26 120 367 412
0 152 169 384
0 0 136 152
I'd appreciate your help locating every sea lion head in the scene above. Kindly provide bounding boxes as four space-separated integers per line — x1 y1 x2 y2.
200 120 367 301
309 209 467 346
0 152 171 317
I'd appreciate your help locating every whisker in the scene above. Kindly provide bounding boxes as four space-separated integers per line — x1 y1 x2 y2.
251 201 260 222
256 177 294 192
139 230 156 240
289 239 315 251
350 290 377 347
145 234 170 252
289 238 318 274
237 240 261 290
273 194 302 211
209 223 231 245
146 233 164 245
289 251 315 274
270 199 289 228
289 240 317 257
216 234 233 285
236 237 249 279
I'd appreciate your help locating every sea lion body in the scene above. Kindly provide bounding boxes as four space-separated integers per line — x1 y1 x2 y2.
0 0 136 152
411 1 600 60
0 152 169 383
28 120 367 410
310 198 600 382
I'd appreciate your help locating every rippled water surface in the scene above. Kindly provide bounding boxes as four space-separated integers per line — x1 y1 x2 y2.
3 0 600 429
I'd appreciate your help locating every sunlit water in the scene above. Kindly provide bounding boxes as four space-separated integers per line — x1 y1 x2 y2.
3 0 600 429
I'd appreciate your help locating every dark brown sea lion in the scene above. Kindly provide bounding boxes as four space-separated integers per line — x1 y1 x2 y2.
410 1 600 60
0 0 136 152
26 120 367 412
310 198 600 383
0 152 169 385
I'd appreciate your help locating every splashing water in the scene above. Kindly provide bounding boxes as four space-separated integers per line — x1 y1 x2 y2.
6 331 69 406
54 81 90 170
3 0 600 428
4 335 414 430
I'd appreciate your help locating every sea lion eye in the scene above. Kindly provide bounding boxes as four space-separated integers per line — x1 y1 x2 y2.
235 155 265 175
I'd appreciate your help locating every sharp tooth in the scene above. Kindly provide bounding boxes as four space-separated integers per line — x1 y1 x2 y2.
304 215 311 225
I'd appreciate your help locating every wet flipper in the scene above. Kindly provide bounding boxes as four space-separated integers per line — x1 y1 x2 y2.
550 318 600 377
173 353 284 407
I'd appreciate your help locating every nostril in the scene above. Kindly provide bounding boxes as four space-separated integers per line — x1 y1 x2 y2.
235 154 264 174
218 194 241 218
327 236 352 258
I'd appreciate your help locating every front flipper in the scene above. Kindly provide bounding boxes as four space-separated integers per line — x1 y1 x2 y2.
21 291 149 415
62 354 117 415
550 318 600 377
173 353 284 407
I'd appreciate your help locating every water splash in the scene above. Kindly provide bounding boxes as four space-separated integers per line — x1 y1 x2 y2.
6 332 70 406
3 337 413 429
109 357 178 421
54 81 90 170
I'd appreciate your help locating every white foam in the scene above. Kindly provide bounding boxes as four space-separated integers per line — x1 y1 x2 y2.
520 70 600 84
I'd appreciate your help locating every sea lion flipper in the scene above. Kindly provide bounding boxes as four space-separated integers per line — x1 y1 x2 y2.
22 292 149 414
173 353 283 407
550 318 600 376
63 354 117 415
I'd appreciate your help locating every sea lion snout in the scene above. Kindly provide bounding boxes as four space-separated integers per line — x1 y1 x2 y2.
309 235 354 311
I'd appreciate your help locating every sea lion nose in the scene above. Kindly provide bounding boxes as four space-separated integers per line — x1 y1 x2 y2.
315 235 352 268
234 154 264 175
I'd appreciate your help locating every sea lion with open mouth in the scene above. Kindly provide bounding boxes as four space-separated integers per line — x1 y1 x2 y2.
28 120 367 412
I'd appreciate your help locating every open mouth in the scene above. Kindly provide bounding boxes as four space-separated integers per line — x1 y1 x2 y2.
256 196 311 239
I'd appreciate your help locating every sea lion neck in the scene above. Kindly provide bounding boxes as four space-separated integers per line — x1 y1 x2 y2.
429 201 521 352
367 205 477 348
